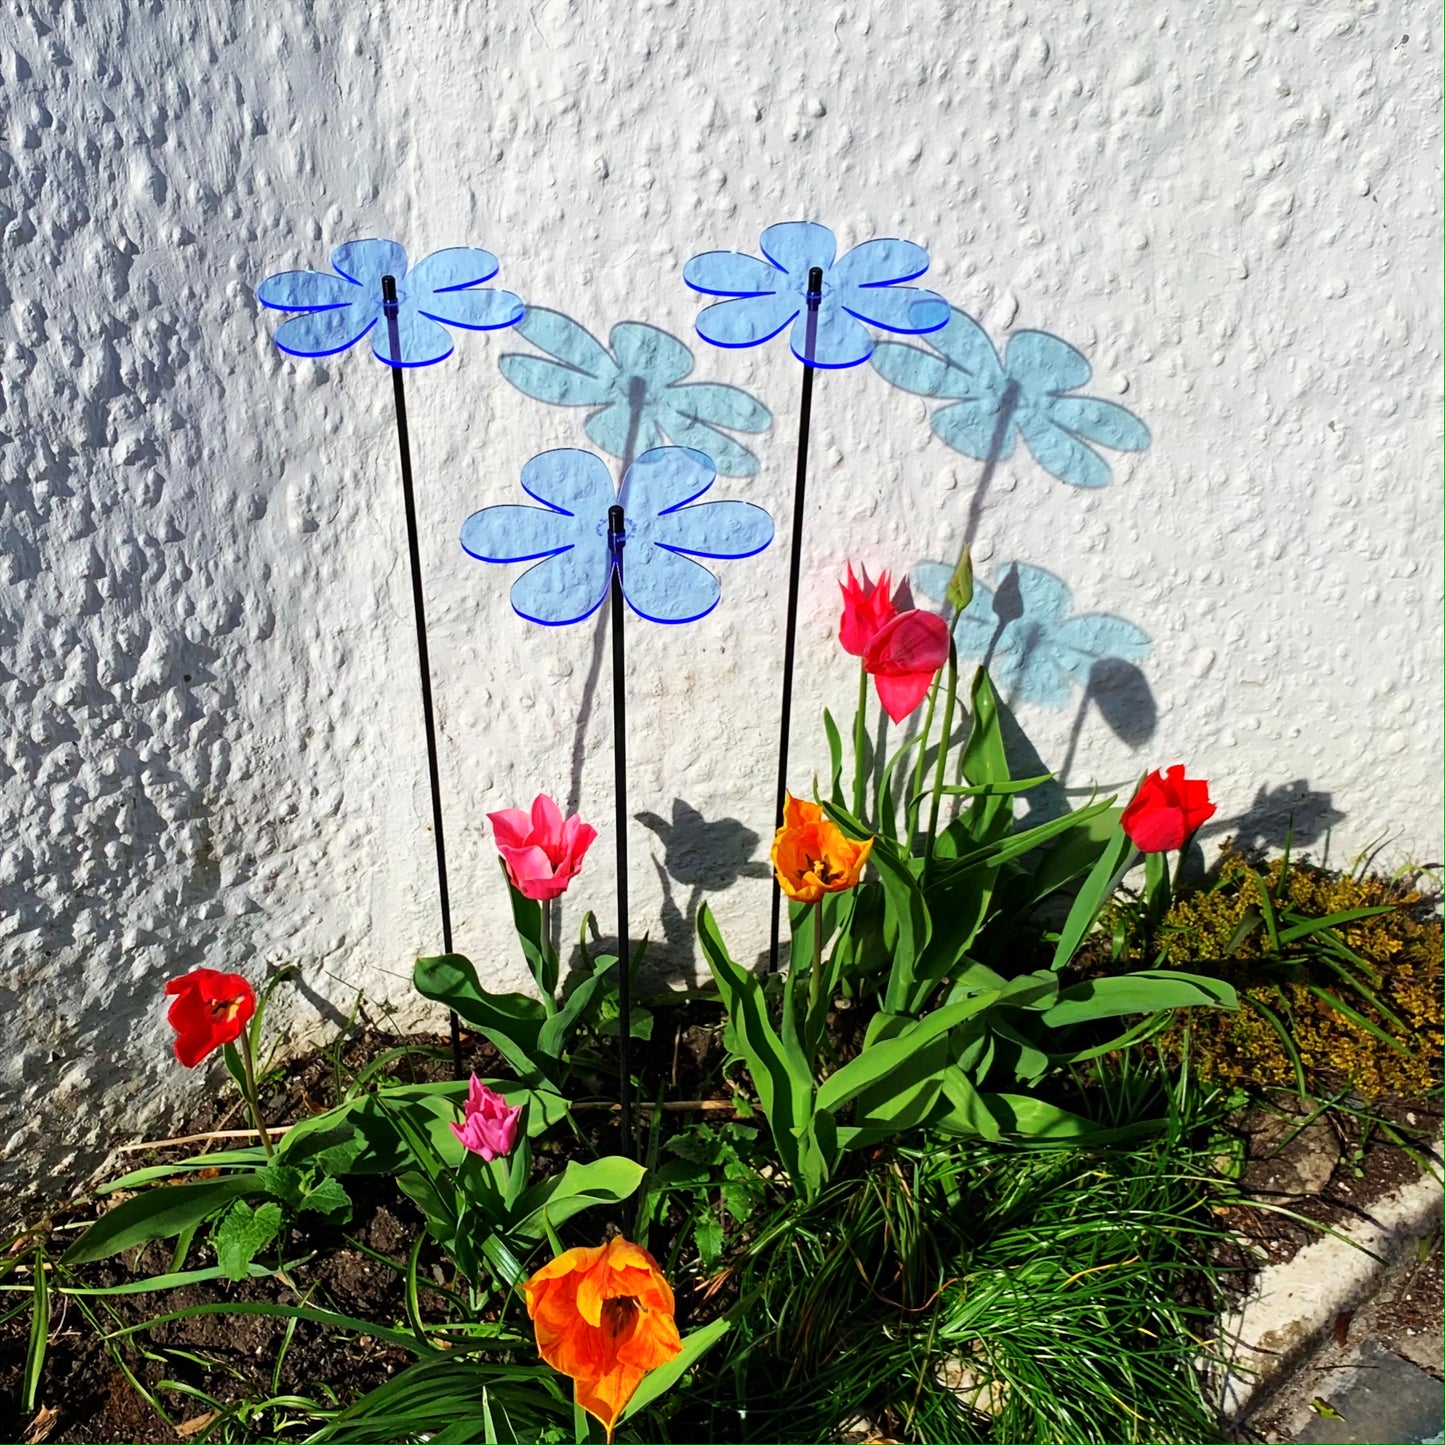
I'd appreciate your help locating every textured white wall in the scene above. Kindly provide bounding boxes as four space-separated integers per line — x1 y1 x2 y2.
1 0 1440 1189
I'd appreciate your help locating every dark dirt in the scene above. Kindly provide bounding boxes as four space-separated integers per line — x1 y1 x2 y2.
1213 1093 1442 1282
1 1009 1437 1444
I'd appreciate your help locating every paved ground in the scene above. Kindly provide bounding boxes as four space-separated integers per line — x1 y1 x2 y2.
1245 1234 1443 1444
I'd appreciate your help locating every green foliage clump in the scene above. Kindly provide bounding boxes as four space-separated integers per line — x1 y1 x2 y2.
1157 847 1442 1098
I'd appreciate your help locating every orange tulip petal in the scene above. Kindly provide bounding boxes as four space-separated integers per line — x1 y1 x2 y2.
525 1238 682 1442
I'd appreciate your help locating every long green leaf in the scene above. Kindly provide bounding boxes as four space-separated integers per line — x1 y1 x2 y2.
866 839 933 1015
106 1299 438 1356
697 904 814 1185
1050 824 1135 970
511 1157 647 1241
815 996 998 1115
1040 972 1237 1029
620 1316 732 1421
1277 904 1396 945
536 955 616 1060
822 707 845 808
22 1250 47 1412
413 954 546 1053
63 1176 264 1265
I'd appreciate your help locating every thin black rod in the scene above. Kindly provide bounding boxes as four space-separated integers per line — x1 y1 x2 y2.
768 266 824 974
607 503 634 1152
382 274 462 1079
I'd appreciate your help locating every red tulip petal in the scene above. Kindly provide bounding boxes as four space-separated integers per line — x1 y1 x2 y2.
864 609 949 677
874 668 935 724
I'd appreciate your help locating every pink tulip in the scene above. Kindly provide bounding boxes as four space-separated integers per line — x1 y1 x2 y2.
487 793 598 902
863 609 951 723
449 1075 524 1161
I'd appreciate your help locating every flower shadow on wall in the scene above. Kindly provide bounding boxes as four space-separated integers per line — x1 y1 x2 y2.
874 309 1151 546
636 800 773 962
912 559 1156 785
498 311 774 823
500 310 773 477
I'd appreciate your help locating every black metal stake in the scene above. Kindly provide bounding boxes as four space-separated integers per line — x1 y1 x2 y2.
381 274 462 1078
607 503 634 1151
768 266 824 974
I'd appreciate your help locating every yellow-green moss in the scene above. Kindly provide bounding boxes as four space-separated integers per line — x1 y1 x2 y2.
1155 848 1442 1099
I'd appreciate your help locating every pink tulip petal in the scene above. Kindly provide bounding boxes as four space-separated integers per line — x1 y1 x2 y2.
488 808 534 850
498 842 564 899
531 792 565 845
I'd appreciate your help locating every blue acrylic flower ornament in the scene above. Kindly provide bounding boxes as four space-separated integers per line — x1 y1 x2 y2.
257 239 524 368
873 310 1150 489
500 309 772 476
913 560 1150 709
461 447 773 626
683 221 950 369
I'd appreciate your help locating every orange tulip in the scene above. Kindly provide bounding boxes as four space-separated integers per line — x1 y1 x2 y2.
771 793 873 904
524 1236 682 1441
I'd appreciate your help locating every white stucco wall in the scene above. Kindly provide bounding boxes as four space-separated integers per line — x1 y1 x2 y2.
2 0 1440 1190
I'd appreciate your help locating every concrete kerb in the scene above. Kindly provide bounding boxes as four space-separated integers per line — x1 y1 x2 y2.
1217 1135 1444 1428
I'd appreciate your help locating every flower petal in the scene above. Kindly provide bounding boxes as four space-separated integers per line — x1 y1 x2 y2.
830 237 931 288
871 339 974 399
460 504 577 564
520 448 616 517
256 269 358 312
931 398 1019 461
664 381 771 434
272 306 377 358
610 322 693 386
865 609 951 678
930 310 1007 384
874 669 936 722
487 807 534 849
792 305 874 368
841 284 950 336
407 246 501 293
695 292 798 349
1052 612 1152 668
683 249 784 296
1045 395 1151 452
759 220 836 277
508 539 613 626
1005 329 1092 392
513 308 617 377
501 354 615 407
1015 408 1112 488
1011 562 1074 627
372 309 455 367
657 409 760 478
620 543 722 624
531 792 565 845
420 286 524 332
499 842 565 900
647 499 774 560
331 238 407 289
619 446 715 517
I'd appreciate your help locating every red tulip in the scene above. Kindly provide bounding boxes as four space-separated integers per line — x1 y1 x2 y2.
1121 766 1217 853
488 793 598 902
863 609 951 723
164 968 257 1068
838 564 901 657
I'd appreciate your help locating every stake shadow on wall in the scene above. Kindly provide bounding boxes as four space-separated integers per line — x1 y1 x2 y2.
495 308 774 823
